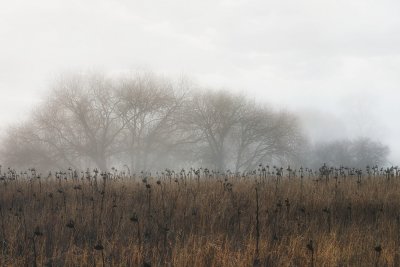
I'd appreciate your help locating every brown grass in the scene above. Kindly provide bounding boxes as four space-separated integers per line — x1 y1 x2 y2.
0 172 399 266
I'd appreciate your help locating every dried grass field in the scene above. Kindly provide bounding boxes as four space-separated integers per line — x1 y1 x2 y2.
0 168 399 266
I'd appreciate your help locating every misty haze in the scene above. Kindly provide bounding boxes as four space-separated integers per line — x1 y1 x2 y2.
1 1 400 266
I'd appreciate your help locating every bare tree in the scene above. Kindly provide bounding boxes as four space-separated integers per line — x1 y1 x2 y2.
310 138 389 168
1 72 308 172
30 73 125 170
115 73 192 170
182 90 248 170
1 122 78 170
232 107 305 171
351 137 389 168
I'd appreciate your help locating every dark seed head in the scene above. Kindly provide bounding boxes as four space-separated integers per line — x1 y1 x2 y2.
34 227 43 236
130 213 139 222
144 230 151 239
94 242 104 250
307 240 314 252
273 233 278 241
374 245 382 253
285 198 290 207
66 220 75 229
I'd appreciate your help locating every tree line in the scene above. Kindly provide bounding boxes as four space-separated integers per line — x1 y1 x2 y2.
0 72 389 172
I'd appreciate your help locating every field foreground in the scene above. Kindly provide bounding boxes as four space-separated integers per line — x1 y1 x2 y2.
0 170 399 266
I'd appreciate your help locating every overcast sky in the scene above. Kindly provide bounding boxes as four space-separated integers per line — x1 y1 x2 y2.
1 0 400 162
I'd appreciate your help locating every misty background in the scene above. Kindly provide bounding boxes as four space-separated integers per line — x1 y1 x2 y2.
1 0 400 169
